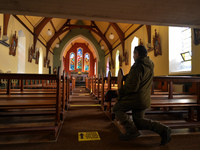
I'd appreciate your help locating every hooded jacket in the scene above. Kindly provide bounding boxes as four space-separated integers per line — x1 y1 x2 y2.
118 56 154 109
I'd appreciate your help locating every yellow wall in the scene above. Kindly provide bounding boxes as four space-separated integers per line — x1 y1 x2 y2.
108 24 200 76
1 14 200 76
0 15 53 74
148 26 169 76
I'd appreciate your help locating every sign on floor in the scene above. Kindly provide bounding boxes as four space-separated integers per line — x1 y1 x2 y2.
78 132 101 141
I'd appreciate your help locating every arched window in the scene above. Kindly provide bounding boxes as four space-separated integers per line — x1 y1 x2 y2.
17 30 26 73
94 62 96 76
84 53 90 71
169 27 191 73
39 48 43 74
77 47 83 69
115 50 120 76
106 57 109 77
131 37 139 65
69 52 75 70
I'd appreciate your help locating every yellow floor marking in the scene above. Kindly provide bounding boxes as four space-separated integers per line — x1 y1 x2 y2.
70 104 100 107
78 94 90 96
78 132 101 141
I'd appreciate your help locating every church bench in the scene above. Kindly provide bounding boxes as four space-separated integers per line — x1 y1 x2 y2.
0 68 65 140
153 90 193 95
97 71 119 113
92 75 109 102
0 71 71 110
110 68 200 130
152 76 200 100
88 75 101 100
91 75 97 98
103 71 118 119
85 76 89 90
0 125 60 140
151 98 197 105
0 94 57 99
151 94 196 100
0 88 57 94
151 76 200 118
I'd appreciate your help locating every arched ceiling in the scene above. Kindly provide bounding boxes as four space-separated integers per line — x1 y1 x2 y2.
11 15 140 57
1 0 200 66
62 37 97 60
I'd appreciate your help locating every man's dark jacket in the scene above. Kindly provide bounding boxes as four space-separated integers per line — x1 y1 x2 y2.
118 56 154 109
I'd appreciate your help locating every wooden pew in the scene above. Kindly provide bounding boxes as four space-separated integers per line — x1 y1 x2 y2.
114 68 200 129
100 73 106 110
0 68 65 140
65 72 71 108
85 76 89 90
91 74 102 101
103 71 118 119
96 75 103 103
0 70 70 117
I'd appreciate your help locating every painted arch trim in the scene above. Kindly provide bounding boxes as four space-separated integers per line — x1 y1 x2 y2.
60 35 100 62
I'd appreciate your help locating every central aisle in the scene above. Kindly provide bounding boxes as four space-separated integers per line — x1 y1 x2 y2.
59 86 123 149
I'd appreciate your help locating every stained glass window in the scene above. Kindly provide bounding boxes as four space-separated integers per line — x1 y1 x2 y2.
69 52 75 70
77 48 83 69
84 53 90 71
94 62 96 75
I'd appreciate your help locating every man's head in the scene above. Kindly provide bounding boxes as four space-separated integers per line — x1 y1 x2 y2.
133 45 148 61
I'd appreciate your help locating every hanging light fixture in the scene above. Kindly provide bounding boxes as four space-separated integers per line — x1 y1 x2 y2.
46 29 52 36
55 43 60 48
109 33 114 40
101 45 105 50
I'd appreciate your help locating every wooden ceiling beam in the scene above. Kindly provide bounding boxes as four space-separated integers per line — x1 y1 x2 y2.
106 24 144 57
65 24 96 28
146 25 151 44
98 24 111 44
110 22 125 56
47 24 112 50
33 17 52 51
91 21 114 68
50 20 61 43
46 19 71 58
3 14 10 36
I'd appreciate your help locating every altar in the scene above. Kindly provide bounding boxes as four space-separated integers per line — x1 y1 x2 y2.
71 72 88 85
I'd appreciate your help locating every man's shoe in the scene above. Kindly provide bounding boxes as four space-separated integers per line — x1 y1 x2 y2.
160 127 172 145
119 132 140 141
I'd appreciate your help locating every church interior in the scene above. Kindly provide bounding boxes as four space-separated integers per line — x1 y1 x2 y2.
1 0 200 149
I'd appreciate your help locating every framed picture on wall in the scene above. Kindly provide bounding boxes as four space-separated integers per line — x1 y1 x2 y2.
28 46 34 63
153 29 162 57
9 31 18 56
194 28 200 45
